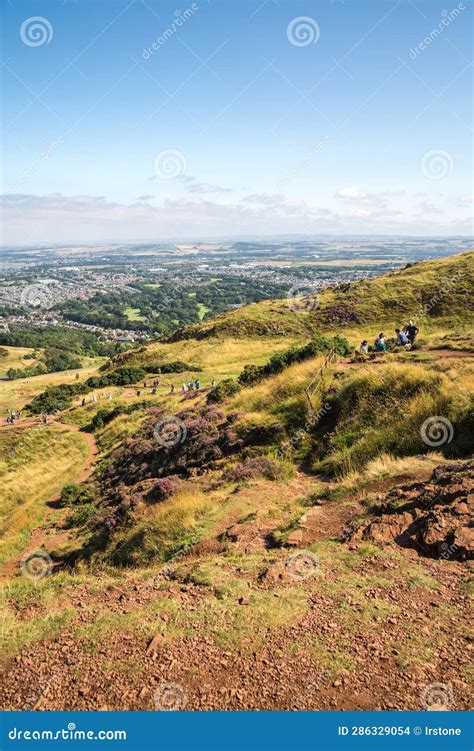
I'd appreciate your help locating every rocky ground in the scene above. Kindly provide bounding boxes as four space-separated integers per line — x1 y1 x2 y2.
1 461 472 713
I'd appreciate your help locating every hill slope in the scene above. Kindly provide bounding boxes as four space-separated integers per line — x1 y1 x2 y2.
165 250 473 341
0 249 473 712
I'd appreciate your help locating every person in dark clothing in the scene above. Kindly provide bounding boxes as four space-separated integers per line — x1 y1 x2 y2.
404 320 419 343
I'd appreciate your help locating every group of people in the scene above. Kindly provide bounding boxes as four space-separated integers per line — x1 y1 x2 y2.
182 379 201 393
359 321 419 354
5 409 21 425
81 392 113 406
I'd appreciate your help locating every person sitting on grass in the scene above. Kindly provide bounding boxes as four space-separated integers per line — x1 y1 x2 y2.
395 328 409 347
404 320 419 344
374 333 387 351
359 340 369 354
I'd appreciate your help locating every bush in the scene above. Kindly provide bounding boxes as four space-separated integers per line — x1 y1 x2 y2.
238 334 351 386
143 361 202 374
146 476 180 502
60 482 94 506
207 378 241 403
222 456 283 483
28 383 88 413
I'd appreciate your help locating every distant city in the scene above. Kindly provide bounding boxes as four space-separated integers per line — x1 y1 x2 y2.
0 237 472 342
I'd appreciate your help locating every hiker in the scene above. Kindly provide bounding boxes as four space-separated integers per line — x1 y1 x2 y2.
211 379 217 388
404 320 419 344
170 384 175 394
195 379 200 390
188 381 194 391
359 340 369 355
395 328 409 347
92 394 97 403
374 333 387 351
182 383 188 393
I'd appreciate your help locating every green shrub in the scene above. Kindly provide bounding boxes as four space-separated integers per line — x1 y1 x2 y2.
207 378 241 403
60 483 94 506
238 334 351 386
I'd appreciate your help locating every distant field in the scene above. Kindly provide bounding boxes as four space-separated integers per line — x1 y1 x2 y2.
0 359 102 412
124 306 146 322
0 346 39 377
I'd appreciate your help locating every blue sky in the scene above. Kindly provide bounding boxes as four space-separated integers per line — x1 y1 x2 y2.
1 0 472 244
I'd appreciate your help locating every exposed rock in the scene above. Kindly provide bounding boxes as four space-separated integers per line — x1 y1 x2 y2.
352 460 474 560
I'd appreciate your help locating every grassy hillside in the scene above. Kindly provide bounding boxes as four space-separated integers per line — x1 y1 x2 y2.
0 425 91 564
0 345 40 377
0 250 472 711
164 250 473 341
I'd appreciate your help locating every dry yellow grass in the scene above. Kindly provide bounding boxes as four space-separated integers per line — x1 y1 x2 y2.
0 363 101 412
0 425 90 564
0 346 39 377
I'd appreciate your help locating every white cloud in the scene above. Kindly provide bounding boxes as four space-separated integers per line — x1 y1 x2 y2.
1 191 471 244
186 182 232 194
336 186 368 200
